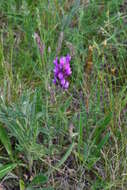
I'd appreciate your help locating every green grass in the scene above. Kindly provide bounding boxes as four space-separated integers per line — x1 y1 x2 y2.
0 0 127 189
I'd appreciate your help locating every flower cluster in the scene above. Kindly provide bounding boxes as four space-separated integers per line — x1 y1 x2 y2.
53 54 72 89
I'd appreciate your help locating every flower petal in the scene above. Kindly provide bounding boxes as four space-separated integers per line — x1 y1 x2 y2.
58 72 64 80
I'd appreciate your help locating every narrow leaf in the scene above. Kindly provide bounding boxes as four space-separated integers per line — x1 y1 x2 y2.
41 188 54 190
56 142 75 169
0 163 17 179
0 124 13 160
30 173 48 186
97 132 110 152
93 112 112 143
19 179 25 190
78 114 83 154
62 0 80 29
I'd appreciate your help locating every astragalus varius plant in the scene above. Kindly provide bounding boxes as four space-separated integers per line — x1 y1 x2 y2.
53 54 72 89
0 90 48 172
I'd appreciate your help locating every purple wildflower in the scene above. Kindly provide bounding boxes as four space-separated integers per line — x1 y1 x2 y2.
66 54 71 62
53 54 72 89
53 57 58 66
61 78 66 86
58 72 64 80
64 81 69 89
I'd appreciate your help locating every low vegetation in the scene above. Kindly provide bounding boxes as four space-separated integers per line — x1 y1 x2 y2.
0 0 127 189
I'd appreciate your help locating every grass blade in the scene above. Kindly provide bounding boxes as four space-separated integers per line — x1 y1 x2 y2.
93 112 112 143
78 113 83 154
19 179 25 190
56 142 75 169
30 173 48 186
0 124 13 160
0 163 17 179
62 0 80 30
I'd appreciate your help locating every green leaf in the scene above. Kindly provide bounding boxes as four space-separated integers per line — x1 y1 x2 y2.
41 188 54 190
0 124 13 160
97 132 110 153
0 163 17 179
93 112 112 143
78 113 83 154
30 173 48 186
26 188 34 190
62 0 80 30
56 142 75 169
47 142 75 175
19 179 25 190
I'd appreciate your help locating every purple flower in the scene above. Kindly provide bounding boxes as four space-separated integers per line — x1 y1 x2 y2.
66 54 71 62
64 64 72 76
60 56 66 64
58 72 64 80
53 54 72 89
61 78 66 86
64 81 69 89
53 57 58 66
53 67 58 74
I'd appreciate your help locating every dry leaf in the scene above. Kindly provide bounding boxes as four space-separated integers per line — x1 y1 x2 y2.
0 185 4 190
69 123 74 138
85 96 89 113
85 45 93 74
34 32 45 58
66 41 76 57
111 68 116 75
69 123 78 139
103 39 107 47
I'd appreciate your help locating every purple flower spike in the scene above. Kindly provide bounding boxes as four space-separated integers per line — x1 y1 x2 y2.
53 54 72 89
